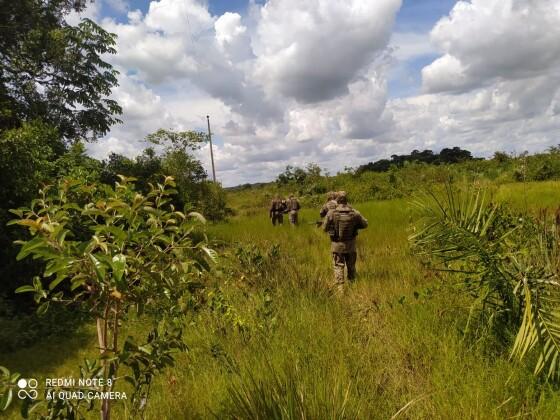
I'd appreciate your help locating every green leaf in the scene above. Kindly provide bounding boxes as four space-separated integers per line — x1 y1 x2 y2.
89 254 105 282
8 208 24 218
56 228 70 245
44 258 73 277
15 236 46 261
37 301 50 316
70 278 87 291
188 212 206 224
202 246 218 264
15 285 35 294
0 388 13 411
138 344 153 355
48 273 66 291
111 254 126 284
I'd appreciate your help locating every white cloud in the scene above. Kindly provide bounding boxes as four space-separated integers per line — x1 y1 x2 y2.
423 0 560 93
87 72 178 160
215 12 247 46
144 0 214 35
373 0 560 164
86 0 402 185
389 32 436 61
253 0 402 103
85 0 560 186
65 1 102 25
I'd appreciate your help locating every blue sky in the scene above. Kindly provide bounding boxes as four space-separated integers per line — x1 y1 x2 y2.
389 0 457 98
103 0 265 21
396 0 457 32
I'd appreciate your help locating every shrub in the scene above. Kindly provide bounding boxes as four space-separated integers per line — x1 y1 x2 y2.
5 176 215 418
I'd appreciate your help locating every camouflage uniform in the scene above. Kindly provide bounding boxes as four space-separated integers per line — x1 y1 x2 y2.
322 194 368 293
320 191 339 218
269 198 286 225
286 195 301 225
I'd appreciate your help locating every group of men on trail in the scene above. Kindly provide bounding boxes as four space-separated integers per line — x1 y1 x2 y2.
269 195 301 225
269 191 368 293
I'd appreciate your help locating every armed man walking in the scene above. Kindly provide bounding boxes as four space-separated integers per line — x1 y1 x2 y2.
320 191 339 218
269 195 287 226
286 194 301 225
322 192 368 293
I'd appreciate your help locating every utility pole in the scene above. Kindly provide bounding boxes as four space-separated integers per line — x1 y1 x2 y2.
206 115 216 183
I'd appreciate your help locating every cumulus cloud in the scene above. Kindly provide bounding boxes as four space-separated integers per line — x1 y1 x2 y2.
423 0 560 93
84 0 402 185
215 12 246 46
253 0 402 103
65 0 102 25
86 72 178 160
389 32 436 61
388 0 560 160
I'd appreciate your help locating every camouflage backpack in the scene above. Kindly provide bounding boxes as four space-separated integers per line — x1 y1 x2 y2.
333 207 357 242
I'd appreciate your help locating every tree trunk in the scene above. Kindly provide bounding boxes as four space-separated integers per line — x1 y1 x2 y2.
97 302 111 420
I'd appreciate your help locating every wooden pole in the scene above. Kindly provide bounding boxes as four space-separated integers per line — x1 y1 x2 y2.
206 115 216 183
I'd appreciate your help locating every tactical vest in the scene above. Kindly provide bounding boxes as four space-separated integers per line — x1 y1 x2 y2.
326 200 337 210
287 199 300 211
333 208 357 242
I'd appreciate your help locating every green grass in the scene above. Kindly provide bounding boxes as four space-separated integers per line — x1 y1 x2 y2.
496 180 560 212
3 182 560 418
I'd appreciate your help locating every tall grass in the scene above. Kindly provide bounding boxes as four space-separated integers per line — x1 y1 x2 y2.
2 185 560 418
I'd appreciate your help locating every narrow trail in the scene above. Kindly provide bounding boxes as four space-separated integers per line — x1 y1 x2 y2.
198 200 449 418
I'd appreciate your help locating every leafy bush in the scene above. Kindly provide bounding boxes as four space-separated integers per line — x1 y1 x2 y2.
6 175 216 418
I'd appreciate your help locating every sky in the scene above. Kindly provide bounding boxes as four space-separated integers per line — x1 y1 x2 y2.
70 0 560 186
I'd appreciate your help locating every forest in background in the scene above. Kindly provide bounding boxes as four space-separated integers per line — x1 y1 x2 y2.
228 146 560 216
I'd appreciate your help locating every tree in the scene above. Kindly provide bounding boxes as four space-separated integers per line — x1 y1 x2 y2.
146 128 207 153
8 176 215 419
493 151 510 163
0 121 64 298
100 149 163 194
0 1 123 301
411 185 560 381
0 1 122 141
146 128 231 220
438 147 472 163
55 141 103 182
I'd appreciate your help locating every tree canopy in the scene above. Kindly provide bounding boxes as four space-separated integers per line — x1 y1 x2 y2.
0 0 122 141
356 147 475 174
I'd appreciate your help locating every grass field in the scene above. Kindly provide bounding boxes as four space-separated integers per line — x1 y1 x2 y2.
3 182 560 419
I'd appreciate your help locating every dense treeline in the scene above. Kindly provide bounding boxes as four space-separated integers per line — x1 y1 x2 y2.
355 146 475 173
0 1 227 311
228 147 560 216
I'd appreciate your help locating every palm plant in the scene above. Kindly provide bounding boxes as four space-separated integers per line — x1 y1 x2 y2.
510 215 560 380
409 184 560 381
